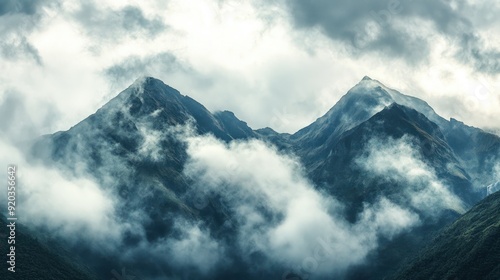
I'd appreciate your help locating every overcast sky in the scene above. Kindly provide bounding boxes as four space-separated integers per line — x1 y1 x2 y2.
1 0 499 136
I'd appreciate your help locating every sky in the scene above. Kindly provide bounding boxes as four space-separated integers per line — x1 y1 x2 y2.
1 0 500 137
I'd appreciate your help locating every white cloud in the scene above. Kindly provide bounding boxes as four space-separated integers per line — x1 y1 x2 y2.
137 123 164 161
181 129 420 278
356 136 466 215
0 140 124 250
161 220 226 275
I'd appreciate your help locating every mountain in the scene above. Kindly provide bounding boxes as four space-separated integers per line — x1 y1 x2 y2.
291 76 446 149
296 102 481 279
291 77 500 188
33 77 260 221
391 190 500 280
312 102 477 212
285 77 498 278
27 76 500 280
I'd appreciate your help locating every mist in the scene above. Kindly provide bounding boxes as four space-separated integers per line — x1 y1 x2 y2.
179 129 420 278
356 136 466 215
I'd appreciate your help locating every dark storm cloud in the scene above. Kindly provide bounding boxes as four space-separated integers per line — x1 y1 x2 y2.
0 0 44 16
283 0 500 74
0 34 42 64
74 2 167 43
455 32 500 74
0 0 59 64
105 52 185 83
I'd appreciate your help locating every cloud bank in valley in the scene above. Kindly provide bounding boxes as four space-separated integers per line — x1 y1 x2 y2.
179 129 420 278
0 140 124 251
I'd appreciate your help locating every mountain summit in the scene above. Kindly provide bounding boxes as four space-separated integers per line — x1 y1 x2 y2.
291 77 445 149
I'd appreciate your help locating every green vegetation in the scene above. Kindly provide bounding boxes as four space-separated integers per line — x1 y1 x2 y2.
0 215 97 280
392 191 500 280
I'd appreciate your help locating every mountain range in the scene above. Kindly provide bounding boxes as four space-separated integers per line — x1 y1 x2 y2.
7 76 499 280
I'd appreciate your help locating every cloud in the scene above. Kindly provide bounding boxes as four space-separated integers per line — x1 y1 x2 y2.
180 129 420 278
73 2 167 46
0 33 43 64
0 90 60 144
116 218 226 280
487 163 500 195
0 140 125 251
0 100 219 278
152 220 227 275
1 0 499 137
281 0 500 74
0 0 48 16
2 1 499 277
104 52 202 91
0 90 467 279
21 163 121 242
356 135 466 215
454 30 500 74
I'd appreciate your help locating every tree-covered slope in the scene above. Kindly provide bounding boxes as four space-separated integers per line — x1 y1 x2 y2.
392 191 500 280
0 215 97 280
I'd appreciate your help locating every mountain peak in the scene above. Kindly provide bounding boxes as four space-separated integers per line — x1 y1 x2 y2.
124 76 183 104
354 76 388 93
130 76 175 93
357 76 385 89
131 76 159 89
292 76 447 150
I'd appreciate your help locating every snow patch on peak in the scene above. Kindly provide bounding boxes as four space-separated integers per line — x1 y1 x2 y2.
352 77 446 127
